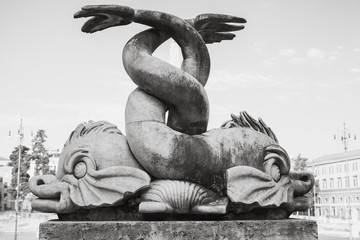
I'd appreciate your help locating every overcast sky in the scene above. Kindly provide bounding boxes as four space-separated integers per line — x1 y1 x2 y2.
1 0 360 161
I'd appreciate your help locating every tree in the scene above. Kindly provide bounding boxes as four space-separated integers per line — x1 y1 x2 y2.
28 129 50 175
292 153 308 171
8 146 31 200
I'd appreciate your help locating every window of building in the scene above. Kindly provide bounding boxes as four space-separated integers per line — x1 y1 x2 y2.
322 179 327 189
322 167 327 175
345 176 350 187
354 176 358 187
345 163 349 172
330 178 334 188
337 177 342 188
331 197 335 204
337 164 342 173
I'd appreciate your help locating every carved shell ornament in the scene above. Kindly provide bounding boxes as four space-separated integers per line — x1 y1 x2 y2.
140 180 228 214
28 5 315 219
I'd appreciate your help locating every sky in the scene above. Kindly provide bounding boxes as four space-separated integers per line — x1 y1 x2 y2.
1 0 360 162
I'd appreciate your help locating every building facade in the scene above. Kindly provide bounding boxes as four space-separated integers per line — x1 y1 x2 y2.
48 149 61 174
309 150 360 220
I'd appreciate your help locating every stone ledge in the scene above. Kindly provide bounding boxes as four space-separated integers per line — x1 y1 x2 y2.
39 219 318 240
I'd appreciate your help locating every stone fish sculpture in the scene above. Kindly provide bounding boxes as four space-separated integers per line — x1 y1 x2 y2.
29 121 150 213
29 5 314 220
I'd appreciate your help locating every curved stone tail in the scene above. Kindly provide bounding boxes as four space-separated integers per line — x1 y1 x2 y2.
123 10 210 135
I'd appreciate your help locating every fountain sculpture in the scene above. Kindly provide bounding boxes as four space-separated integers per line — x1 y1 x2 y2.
29 5 314 221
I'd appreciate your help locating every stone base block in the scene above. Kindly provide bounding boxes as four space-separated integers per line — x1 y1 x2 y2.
39 219 318 240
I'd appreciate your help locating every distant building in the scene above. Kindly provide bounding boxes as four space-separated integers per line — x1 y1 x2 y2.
48 149 61 174
0 156 12 211
0 157 12 185
0 175 14 211
308 149 360 220
0 177 8 210
0 156 11 167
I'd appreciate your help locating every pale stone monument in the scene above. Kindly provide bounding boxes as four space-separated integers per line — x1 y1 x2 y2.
29 5 318 239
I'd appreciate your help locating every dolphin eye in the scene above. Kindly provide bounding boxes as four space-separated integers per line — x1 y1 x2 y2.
270 164 281 182
74 161 87 179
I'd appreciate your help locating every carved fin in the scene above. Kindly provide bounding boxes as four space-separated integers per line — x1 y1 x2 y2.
221 111 278 143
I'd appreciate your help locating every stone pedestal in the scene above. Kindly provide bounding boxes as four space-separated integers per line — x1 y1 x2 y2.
39 219 318 240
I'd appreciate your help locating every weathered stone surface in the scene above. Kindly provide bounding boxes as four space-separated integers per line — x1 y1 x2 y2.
39 219 318 240
29 4 316 220
29 121 151 213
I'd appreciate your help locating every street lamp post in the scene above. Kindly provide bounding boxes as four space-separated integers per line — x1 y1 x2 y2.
14 118 24 240
345 158 352 240
334 122 357 240
312 160 316 219
8 118 32 240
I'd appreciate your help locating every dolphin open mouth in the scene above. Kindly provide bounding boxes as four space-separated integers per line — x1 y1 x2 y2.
29 175 77 213
226 144 314 214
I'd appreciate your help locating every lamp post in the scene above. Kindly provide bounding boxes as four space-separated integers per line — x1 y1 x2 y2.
334 122 357 240
14 118 24 240
8 118 33 240
312 160 316 219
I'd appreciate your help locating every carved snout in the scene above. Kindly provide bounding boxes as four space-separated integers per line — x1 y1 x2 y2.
277 171 315 213
29 175 77 213
289 171 315 196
